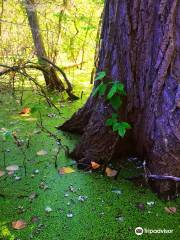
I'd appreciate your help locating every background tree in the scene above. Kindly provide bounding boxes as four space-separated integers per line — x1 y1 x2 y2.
23 0 68 92
59 0 180 199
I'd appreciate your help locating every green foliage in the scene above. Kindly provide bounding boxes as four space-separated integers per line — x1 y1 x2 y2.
0 130 12 142
109 95 122 111
3 131 12 141
93 71 132 137
106 115 131 137
92 82 107 96
107 82 126 100
95 71 106 81
31 104 43 113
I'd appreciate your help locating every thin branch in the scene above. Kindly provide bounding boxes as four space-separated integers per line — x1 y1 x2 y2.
41 57 79 100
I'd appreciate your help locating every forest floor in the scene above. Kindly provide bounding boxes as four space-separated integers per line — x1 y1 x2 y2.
0 80 179 240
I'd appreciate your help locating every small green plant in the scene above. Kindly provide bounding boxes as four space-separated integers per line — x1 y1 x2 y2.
93 71 132 137
0 130 12 167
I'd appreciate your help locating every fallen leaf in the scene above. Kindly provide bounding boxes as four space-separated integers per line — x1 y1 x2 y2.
91 161 101 170
147 201 155 206
58 167 75 175
0 170 5 177
69 185 76 192
112 189 122 195
15 176 21 181
39 182 48 190
105 167 118 177
33 169 39 174
45 206 52 213
37 150 47 156
67 212 73 218
164 207 176 214
116 216 124 222
12 220 27 230
64 193 69 197
6 165 19 172
78 195 88 202
29 192 38 201
19 107 30 115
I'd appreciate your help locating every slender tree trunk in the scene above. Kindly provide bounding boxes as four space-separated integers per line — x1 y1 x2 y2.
0 0 4 37
23 0 64 91
59 0 180 199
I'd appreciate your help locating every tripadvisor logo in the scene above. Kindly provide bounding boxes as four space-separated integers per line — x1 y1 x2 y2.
135 227 144 235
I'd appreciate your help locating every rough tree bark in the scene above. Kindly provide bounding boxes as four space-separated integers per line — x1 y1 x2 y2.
23 0 64 91
59 0 180 199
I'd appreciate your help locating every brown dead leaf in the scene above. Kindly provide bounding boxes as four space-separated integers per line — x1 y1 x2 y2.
58 167 75 175
91 161 101 170
12 220 27 230
105 167 118 177
19 107 30 115
36 150 47 156
0 170 5 177
164 207 176 214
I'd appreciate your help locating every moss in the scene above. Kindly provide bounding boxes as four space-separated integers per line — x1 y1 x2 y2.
0 90 179 240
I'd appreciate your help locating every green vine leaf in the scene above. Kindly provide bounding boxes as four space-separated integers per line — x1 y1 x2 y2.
112 122 120 132
106 117 117 126
93 73 132 138
107 83 118 100
92 82 107 96
117 83 126 95
109 95 122 110
95 71 106 81
98 83 107 96
116 122 132 137
118 125 126 137
121 122 132 130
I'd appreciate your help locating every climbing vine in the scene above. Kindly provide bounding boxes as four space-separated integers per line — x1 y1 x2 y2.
92 71 131 137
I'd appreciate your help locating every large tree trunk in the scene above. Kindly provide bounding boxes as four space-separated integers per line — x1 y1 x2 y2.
59 0 180 199
23 0 64 91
